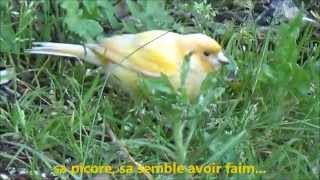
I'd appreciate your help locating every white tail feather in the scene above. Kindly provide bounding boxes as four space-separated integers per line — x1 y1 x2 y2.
25 42 102 65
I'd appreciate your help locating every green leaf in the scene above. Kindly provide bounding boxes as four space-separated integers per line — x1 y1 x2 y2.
0 0 8 10
126 0 142 19
141 74 175 95
17 8 33 36
60 0 79 15
276 14 303 63
180 52 192 87
99 0 122 29
64 16 103 40
0 23 16 52
122 20 138 33
83 0 97 14
60 0 103 40
206 130 247 164
125 0 174 31
12 104 26 132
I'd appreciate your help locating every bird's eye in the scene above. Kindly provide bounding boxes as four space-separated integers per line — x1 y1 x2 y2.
203 51 210 56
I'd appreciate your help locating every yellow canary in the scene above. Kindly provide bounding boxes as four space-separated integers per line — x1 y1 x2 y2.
26 30 229 99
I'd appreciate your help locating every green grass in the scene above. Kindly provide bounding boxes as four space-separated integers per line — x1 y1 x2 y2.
1 0 319 179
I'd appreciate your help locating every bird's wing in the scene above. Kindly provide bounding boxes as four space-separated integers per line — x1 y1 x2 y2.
92 31 182 77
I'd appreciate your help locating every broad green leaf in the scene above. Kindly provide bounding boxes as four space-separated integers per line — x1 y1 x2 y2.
60 0 103 40
60 0 78 15
83 0 97 14
64 16 103 40
99 0 122 29
141 74 175 95
0 0 8 9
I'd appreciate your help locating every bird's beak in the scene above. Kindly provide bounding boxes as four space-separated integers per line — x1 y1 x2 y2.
217 52 230 65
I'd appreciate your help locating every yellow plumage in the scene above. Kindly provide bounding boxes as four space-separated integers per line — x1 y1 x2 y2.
26 30 229 99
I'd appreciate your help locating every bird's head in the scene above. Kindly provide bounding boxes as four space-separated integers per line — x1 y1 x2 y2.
181 33 229 70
